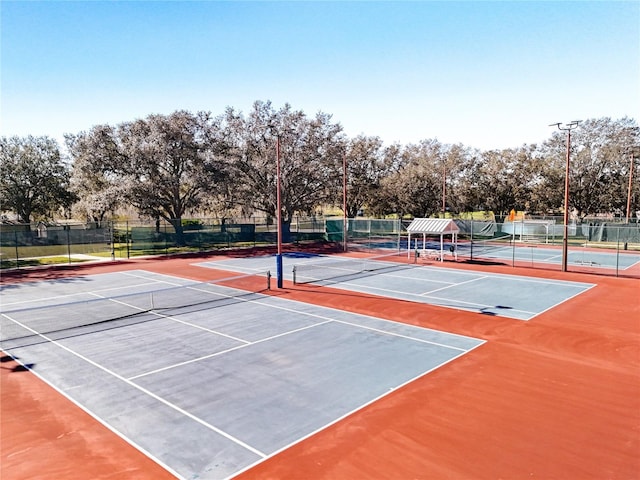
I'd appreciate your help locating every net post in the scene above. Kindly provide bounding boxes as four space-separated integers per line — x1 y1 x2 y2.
267 270 272 290
292 266 297 285
276 253 283 288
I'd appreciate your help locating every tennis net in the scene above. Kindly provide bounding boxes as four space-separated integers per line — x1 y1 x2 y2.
0 271 271 346
292 252 410 285
468 237 514 260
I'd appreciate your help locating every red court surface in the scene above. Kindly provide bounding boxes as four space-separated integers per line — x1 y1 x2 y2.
2 252 639 480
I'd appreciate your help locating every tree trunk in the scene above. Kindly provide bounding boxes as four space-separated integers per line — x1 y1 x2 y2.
169 218 186 246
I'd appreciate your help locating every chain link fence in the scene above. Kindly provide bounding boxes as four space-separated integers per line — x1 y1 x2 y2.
0 217 326 269
2 217 639 278
326 217 640 279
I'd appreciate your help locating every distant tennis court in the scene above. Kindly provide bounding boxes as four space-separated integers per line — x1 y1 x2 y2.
456 240 640 269
362 237 640 273
196 253 596 321
0 269 483 480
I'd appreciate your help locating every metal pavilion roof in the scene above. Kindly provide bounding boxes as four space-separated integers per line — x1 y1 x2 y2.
406 218 460 234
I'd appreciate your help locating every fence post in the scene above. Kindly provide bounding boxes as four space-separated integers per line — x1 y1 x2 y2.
126 221 130 259
66 227 71 264
165 222 169 256
510 220 516 267
14 230 19 269
110 221 115 260
615 227 620 277
470 220 474 261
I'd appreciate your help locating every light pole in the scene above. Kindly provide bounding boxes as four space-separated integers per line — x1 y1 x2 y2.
343 153 348 253
550 120 580 272
275 136 283 288
442 162 446 215
626 148 639 224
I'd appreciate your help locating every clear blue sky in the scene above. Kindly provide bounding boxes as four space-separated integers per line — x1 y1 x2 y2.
1 1 638 151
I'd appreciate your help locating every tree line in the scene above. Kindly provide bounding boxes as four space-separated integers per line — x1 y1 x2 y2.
1 100 638 242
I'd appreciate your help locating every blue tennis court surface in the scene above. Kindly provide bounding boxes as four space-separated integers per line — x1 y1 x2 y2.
1 270 484 480
196 254 596 321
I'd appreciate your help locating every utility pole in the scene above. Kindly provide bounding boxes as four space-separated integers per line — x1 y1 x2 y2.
626 148 639 224
550 121 581 272
442 162 446 215
343 153 348 252
276 136 283 288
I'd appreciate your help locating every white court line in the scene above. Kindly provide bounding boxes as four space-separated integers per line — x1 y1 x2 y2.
1 311 267 460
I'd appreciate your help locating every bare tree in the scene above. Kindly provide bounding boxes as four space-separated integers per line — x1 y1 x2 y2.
67 111 228 244
221 101 344 237
341 135 387 218
371 139 471 218
0 135 74 224
66 125 126 225
540 117 639 218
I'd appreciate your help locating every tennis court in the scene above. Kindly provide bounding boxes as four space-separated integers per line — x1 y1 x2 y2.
0 269 483 480
196 253 596 321
456 240 640 269
365 237 640 273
